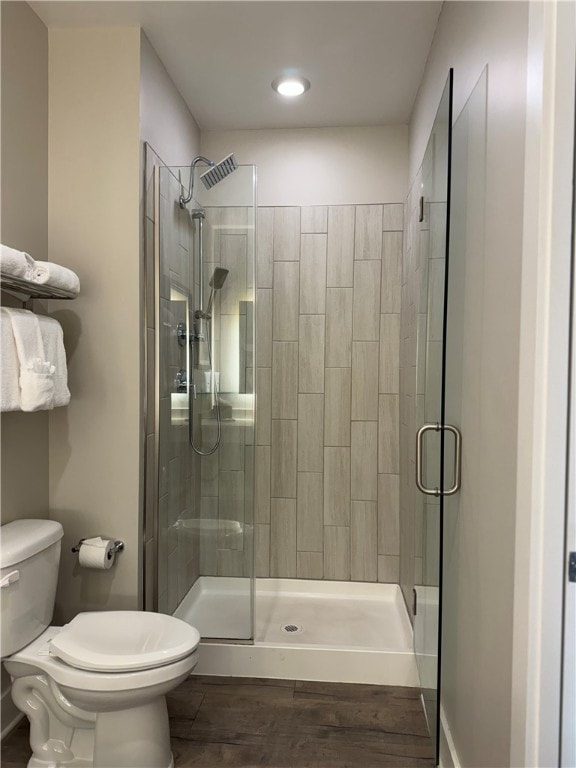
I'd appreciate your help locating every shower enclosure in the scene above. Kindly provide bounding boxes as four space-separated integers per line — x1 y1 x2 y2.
145 148 256 641
144 148 419 688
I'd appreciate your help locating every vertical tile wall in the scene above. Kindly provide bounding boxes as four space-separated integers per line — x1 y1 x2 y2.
399 171 446 621
399 178 423 617
198 207 255 580
255 204 403 582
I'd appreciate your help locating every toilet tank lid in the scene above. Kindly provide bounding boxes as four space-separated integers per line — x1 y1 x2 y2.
1 520 63 568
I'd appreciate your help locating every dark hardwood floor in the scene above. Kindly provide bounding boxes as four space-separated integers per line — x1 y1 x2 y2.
1 676 434 767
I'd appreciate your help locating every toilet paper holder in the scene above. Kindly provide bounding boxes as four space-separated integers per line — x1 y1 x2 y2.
71 539 125 559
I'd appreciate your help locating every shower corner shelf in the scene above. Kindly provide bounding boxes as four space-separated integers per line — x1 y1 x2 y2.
0 272 77 301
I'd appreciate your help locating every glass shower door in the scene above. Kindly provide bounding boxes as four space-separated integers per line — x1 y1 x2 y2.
155 162 255 641
413 71 455 759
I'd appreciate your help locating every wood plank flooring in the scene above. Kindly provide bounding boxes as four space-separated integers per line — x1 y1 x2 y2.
1 676 434 767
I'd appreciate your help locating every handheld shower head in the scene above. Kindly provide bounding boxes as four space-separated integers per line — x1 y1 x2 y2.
205 268 229 317
209 267 229 290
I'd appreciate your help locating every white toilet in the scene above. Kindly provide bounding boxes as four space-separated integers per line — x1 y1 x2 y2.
1 519 200 768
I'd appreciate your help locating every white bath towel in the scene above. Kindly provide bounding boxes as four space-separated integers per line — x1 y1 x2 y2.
30 261 80 296
0 308 21 411
3 307 55 411
0 244 36 280
36 314 71 407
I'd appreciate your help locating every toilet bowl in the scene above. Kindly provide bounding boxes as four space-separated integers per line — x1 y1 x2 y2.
1 520 201 768
5 618 200 768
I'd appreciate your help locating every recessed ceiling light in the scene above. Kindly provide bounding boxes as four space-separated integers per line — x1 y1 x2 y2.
272 76 311 98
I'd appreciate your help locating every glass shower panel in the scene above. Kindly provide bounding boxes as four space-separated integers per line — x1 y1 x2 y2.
442 70 487 766
413 72 453 760
156 167 197 619
157 163 255 641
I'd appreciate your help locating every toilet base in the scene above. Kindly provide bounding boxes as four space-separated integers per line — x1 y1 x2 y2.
9 673 175 768
26 754 173 768
26 751 174 768
91 699 173 768
4 626 198 768
26 752 174 768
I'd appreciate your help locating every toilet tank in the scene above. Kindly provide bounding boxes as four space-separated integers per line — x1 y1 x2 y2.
1 519 63 657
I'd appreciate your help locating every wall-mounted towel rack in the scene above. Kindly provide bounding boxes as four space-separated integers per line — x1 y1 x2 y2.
0 272 77 301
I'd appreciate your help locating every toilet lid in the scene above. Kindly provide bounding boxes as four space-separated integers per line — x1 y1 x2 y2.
49 611 200 672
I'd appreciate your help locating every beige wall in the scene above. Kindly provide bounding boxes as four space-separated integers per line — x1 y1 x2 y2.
201 126 408 207
0 16 203 629
1 20 203 629
405 3 530 767
48 27 142 623
0 0 50 738
0 1 49 528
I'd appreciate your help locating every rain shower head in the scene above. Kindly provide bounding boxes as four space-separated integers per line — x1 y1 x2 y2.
200 154 238 189
209 267 229 290
179 153 238 207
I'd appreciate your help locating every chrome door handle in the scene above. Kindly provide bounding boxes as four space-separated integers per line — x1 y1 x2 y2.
416 423 441 496
443 424 462 496
416 423 462 496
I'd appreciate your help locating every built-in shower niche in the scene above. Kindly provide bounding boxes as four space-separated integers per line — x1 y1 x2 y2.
239 300 254 395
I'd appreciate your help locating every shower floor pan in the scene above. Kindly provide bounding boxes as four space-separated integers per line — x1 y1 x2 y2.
176 578 419 686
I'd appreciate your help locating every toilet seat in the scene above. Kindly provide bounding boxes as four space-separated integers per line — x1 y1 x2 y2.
49 611 200 672
6 626 199 693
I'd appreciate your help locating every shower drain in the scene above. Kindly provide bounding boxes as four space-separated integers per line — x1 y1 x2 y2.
281 623 303 634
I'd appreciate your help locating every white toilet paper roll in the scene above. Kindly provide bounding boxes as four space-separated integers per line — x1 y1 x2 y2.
78 537 115 570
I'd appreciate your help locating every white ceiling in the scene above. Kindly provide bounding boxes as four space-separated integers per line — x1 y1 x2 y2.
31 1 442 130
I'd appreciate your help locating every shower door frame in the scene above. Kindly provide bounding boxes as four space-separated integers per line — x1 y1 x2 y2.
142 144 163 614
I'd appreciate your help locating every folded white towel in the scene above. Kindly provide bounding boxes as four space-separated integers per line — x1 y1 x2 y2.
0 244 36 280
4 308 55 411
0 308 21 411
37 314 71 407
30 261 80 296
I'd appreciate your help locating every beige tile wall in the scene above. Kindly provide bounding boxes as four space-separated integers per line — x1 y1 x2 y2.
255 204 403 581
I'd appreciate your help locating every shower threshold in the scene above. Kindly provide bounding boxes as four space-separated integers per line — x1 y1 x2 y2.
176 577 419 687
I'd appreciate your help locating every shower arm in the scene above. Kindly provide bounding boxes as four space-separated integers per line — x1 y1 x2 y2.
179 156 215 207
